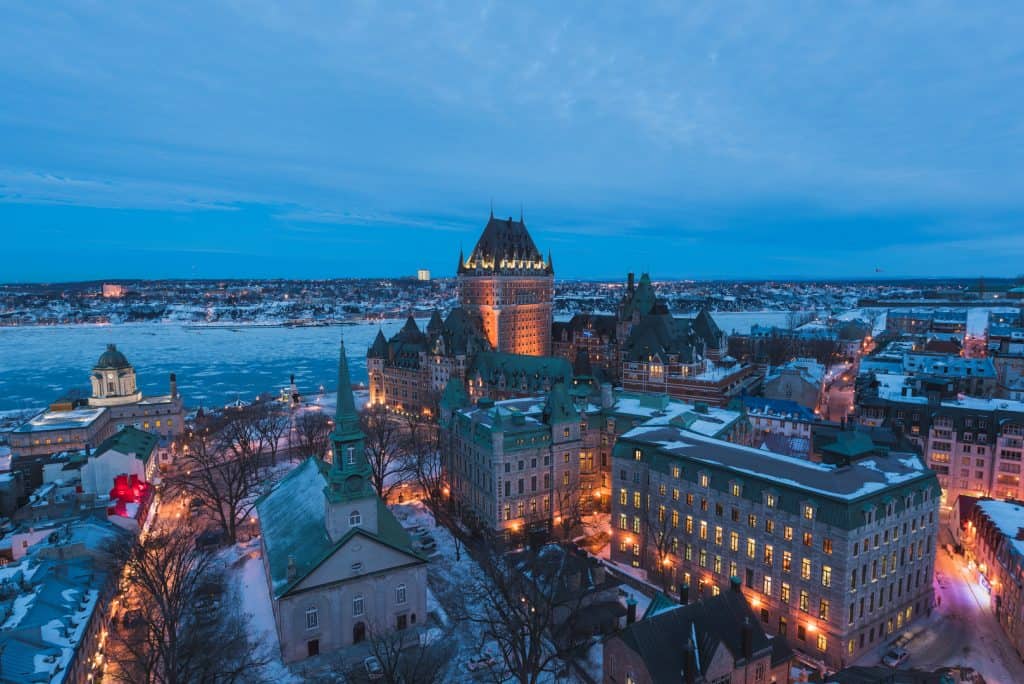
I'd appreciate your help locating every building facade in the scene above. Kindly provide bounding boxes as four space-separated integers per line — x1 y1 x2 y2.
440 381 753 541
8 344 183 490
962 499 1024 662
458 213 554 356
258 339 427 662
609 426 940 669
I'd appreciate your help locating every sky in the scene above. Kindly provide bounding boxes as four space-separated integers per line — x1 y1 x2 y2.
2 2 1023 282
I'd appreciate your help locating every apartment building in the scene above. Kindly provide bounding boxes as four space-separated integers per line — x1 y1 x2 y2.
609 427 940 669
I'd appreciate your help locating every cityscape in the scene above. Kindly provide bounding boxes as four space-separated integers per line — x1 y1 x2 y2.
2 4 1024 684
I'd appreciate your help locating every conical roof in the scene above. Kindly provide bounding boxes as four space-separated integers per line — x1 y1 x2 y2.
426 310 445 336
368 329 388 358
332 336 361 438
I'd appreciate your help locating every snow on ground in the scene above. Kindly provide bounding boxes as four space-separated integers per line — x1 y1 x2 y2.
227 540 303 684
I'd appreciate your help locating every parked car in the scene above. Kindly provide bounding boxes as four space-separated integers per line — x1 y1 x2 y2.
466 653 497 672
364 656 384 680
882 647 909 667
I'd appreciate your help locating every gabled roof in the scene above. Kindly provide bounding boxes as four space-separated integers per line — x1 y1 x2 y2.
623 314 701 363
615 589 783 682
368 329 388 359
93 426 158 462
256 457 425 599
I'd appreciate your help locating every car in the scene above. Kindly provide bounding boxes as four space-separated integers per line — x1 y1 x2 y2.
466 654 497 672
882 647 909 667
364 656 384 680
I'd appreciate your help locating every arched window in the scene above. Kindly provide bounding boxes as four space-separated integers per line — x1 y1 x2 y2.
350 510 361 526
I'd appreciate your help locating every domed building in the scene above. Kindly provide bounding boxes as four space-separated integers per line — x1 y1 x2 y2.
9 344 185 490
89 344 143 406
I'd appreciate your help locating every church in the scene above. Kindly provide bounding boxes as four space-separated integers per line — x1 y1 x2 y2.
257 337 428 662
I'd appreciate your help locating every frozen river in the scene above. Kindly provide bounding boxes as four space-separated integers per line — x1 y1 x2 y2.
0 311 795 412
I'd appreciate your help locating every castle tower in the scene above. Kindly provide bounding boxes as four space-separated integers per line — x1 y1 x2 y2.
457 213 554 356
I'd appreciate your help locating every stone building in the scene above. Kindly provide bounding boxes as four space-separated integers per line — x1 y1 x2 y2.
603 583 793 684
458 212 554 356
856 389 1024 514
367 212 554 414
257 338 427 662
8 344 183 490
609 425 940 669
440 380 752 542
962 499 1024 662
763 358 826 412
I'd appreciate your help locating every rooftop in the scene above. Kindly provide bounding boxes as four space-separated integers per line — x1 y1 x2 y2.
976 500 1024 558
12 406 107 434
621 427 931 501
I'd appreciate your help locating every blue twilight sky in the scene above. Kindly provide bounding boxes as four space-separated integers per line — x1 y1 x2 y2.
2 2 1024 282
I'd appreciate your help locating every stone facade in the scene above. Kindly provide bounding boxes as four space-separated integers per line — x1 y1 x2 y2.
609 426 940 669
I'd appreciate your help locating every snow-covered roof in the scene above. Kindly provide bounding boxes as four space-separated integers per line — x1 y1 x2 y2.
976 500 1024 557
621 427 931 502
12 406 106 434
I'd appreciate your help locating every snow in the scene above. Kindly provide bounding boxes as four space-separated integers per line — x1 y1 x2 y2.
231 541 303 684
976 500 1024 557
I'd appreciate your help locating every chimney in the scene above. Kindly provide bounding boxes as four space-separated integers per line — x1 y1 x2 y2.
169 373 177 399
600 382 614 410
626 597 637 624
730 576 742 594
681 638 697 684
627 272 635 292
741 617 754 660
679 582 690 605
287 555 297 581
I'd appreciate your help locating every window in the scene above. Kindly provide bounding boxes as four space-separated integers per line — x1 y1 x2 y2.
350 510 362 526
763 544 774 566
799 590 809 612
782 550 792 573
819 598 830 620
766 493 777 508
351 562 363 574
396 584 407 604
633 448 642 461
346 446 356 465
306 607 319 630
784 526 793 541
780 582 791 603
353 594 364 616
817 633 828 652
803 504 815 520
801 558 812 580
700 473 709 488
822 565 832 588
823 538 833 554
731 483 742 497
803 531 813 547
747 538 756 559
763 575 772 596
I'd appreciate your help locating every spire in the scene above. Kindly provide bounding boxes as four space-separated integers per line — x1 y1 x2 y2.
333 336 358 434
520 202 524 223
547 249 554 274
490 198 494 219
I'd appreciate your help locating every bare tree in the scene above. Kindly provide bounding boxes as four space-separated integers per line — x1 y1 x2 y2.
251 401 290 466
105 525 270 684
367 627 456 684
554 479 585 541
645 511 677 594
172 413 271 544
410 444 466 561
457 546 601 684
361 405 410 501
292 410 332 460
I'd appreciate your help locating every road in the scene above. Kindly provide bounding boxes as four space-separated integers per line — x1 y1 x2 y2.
896 550 1024 683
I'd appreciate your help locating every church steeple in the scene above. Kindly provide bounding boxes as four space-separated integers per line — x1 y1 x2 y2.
325 336 373 507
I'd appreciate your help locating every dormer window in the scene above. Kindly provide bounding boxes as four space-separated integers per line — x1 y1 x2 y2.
803 504 815 521
350 510 362 526
633 449 642 461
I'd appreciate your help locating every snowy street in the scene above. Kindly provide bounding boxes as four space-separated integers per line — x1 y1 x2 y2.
861 548 1024 683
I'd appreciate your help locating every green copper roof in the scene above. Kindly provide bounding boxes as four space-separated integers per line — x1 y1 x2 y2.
93 426 158 463
256 457 425 599
95 343 131 370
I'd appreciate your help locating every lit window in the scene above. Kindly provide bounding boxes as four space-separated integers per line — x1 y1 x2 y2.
633 448 642 461
803 504 814 520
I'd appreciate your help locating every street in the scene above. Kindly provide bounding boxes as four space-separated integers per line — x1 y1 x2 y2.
868 548 1024 683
